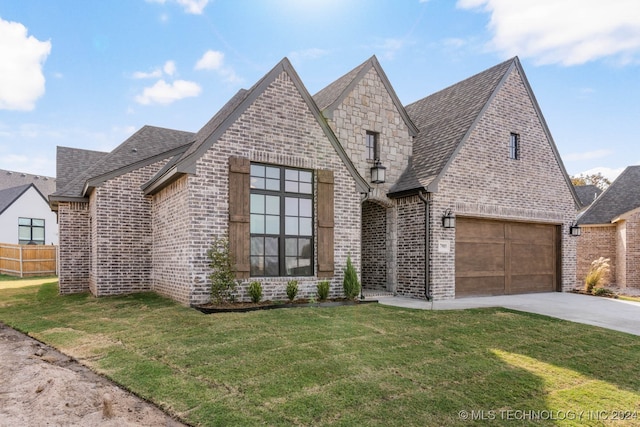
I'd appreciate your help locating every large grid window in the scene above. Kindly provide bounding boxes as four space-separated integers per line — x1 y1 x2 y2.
509 133 520 160
250 164 313 277
366 131 378 161
18 218 45 245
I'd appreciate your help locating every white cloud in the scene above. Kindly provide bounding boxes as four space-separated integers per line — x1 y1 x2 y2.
576 166 626 182
133 60 176 79
146 0 209 14
565 149 612 162
457 0 640 65
194 50 242 83
0 18 51 111
163 60 177 76
135 79 201 105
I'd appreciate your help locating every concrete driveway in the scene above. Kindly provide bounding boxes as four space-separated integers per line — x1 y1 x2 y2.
376 292 640 336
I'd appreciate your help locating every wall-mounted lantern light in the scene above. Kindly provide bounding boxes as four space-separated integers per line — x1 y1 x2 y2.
442 209 456 228
569 222 581 236
370 160 386 184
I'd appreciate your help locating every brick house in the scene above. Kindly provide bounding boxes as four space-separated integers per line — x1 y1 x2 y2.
576 166 640 289
50 56 579 304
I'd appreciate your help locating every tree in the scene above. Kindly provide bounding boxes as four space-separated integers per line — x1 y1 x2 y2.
570 172 611 190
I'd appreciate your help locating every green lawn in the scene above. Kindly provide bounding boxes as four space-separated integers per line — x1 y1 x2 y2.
1 282 639 426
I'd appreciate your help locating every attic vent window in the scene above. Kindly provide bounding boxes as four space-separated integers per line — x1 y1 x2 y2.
509 133 520 160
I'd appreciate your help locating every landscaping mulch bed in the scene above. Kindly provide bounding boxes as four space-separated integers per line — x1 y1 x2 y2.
192 298 378 314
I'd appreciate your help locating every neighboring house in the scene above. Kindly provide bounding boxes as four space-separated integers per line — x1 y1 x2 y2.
0 170 58 245
51 56 579 305
574 184 602 210
576 166 640 289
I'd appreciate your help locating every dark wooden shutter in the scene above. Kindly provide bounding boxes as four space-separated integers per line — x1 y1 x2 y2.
228 156 250 279
317 169 334 278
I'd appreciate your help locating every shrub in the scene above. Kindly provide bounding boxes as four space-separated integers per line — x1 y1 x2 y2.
207 236 238 304
317 280 330 301
248 281 263 303
286 280 298 302
343 255 360 300
585 257 610 294
593 287 615 298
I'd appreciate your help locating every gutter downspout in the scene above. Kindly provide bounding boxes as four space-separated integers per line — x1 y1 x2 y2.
417 190 431 301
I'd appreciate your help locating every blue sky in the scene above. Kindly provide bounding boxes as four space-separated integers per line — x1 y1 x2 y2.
1 0 639 182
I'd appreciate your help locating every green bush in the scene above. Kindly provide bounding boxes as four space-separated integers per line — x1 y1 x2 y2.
286 280 298 302
343 255 360 300
207 236 238 304
248 281 263 303
317 281 330 301
585 257 610 294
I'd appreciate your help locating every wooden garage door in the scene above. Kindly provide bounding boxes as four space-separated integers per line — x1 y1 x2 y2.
455 218 558 297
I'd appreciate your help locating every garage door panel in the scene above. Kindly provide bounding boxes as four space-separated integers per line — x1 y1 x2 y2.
457 276 505 297
456 218 558 297
456 242 505 273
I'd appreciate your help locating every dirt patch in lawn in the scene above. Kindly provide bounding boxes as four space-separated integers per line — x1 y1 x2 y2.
0 322 186 427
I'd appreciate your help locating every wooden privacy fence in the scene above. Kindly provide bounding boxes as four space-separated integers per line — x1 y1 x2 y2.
0 243 58 277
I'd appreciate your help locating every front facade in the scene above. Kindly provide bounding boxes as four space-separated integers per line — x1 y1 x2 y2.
52 56 579 304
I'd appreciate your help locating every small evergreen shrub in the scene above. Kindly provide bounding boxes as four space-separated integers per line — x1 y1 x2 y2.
248 281 263 303
317 280 330 301
585 257 610 294
286 280 298 301
207 236 238 304
343 255 360 300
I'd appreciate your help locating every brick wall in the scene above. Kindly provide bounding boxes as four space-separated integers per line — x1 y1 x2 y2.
362 200 387 291
626 212 640 288
396 196 427 298
427 66 578 299
577 225 616 287
156 70 363 305
58 201 90 294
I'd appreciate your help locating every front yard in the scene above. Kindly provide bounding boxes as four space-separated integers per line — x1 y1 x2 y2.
1 280 639 426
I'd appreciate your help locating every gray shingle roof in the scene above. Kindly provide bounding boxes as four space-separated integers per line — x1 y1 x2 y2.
0 169 56 197
55 147 108 192
578 166 640 224
53 125 194 199
389 58 515 195
574 185 602 208
0 184 47 215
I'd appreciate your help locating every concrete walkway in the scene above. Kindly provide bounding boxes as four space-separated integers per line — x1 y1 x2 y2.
375 292 640 336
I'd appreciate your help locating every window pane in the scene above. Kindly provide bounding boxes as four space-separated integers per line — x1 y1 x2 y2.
18 226 31 240
32 219 45 227
297 264 312 276
18 218 31 226
285 217 298 235
250 194 264 214
250 214 264 234
299 238 312 257
299 218 312 236
285 238 297 256
265 257 279 276
299 182 312 194
286 257 298 275
266 166 280 179
265 237 278 256
250 256 263 276
299 171 312 183
250 177 264 189
265 215 280 234
251 164 265 177
265 195 280 214
285 180 298 193
265 178 280 191
299 199 312 217
285 197 298 216
32 228 45 240
251 237 264 255
285 169 298 181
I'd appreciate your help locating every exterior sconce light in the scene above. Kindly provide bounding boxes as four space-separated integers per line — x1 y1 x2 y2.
370 160 386 184
569 222 581 236
442 209 456 228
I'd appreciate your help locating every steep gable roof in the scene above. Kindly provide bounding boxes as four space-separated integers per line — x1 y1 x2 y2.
574 184 602 209
51 125 194 202
312 55 418 136
144 58 369 195
390 57 580 209
0 169 56 197
0 184 47 215
578 166 640 224
55 147 108 192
